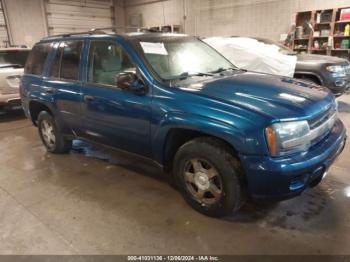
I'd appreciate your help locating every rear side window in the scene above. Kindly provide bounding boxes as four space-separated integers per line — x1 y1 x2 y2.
24 43 51 75
60 41 83 80
49 43 62 78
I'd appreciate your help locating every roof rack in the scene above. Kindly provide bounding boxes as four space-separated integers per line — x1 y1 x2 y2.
42 26 161 40
42 29 102 40
90 26 161 33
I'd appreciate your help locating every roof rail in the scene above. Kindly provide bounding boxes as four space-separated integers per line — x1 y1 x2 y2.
42 26 160 40
89 26 161 33
42 30 101 40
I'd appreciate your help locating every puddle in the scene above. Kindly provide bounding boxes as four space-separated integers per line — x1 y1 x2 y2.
225 178 349 232
71 140 350 232
71 139 166 182
72 140 111 162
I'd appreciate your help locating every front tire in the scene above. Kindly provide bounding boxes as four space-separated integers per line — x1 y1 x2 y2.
37 111 72 154
173 137 246 217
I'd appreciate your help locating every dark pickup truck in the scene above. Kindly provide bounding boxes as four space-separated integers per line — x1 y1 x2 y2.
295 52 350 96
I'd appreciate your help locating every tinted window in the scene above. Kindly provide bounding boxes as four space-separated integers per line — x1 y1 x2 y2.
24 43 51 75
49 43 62 78
60 41 83 80
88 41 135 86
0 50 30 68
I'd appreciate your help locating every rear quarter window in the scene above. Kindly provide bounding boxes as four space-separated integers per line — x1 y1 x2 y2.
24 43 51 75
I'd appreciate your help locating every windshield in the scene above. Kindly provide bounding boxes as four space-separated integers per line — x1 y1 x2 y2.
0 50 30 67
254 38 295 55
137 37 235 80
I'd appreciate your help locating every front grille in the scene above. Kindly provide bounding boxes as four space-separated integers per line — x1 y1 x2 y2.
308 106 335 130
307 106 337 147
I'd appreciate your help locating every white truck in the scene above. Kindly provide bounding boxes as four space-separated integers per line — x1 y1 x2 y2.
0 47 30 114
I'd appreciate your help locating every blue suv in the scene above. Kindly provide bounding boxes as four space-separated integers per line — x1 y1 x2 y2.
20 29 346 217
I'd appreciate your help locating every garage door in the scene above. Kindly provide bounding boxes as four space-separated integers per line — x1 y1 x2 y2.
0 1 9 47
45 0 114 35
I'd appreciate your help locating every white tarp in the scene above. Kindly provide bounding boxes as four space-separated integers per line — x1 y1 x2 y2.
204 37 297 77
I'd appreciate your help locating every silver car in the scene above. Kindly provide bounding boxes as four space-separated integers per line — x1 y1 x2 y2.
0 47 30 113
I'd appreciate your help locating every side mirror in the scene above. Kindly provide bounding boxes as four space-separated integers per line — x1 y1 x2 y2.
115 72 146 94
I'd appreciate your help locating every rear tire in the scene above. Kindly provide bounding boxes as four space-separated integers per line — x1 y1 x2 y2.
37 111 72 154
173 137 246 217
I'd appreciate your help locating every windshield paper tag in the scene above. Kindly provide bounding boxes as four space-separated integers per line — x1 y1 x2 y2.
140 42 168 55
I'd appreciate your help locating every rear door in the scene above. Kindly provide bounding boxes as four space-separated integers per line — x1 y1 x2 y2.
21 43 51 114
43 40 84 135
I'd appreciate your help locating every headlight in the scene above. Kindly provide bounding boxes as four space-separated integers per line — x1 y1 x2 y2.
265 120 310 157
326 65 346 77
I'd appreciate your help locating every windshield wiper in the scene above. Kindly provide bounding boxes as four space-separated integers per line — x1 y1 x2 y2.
169 71 214 81
210 67 243 74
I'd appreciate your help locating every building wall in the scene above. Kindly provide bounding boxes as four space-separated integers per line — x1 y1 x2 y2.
2 0 350 47
2 0 47 47
125 0 183 29
2 0 124 47
114 0 126 29
125 0 350 40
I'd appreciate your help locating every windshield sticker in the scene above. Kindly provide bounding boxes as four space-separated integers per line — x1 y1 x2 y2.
140 42 168 55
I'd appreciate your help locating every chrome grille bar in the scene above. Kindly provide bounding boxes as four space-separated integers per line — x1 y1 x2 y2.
282 113 337 149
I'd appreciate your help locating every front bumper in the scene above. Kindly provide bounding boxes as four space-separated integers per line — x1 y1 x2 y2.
239 119 346 200
325 76 350 96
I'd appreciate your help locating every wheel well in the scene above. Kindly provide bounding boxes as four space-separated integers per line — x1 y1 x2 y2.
163 128 238 172
28 101 52 126
295 74 322 85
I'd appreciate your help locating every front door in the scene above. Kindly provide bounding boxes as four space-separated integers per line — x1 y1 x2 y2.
81 40 152 157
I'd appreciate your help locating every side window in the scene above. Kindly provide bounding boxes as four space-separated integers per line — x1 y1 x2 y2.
88 41 135 86
24 43 51 75
60 41 83 81
49 43 62 78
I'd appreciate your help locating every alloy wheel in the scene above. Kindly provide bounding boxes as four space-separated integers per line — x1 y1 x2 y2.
183 159 223 206
41 119 56 148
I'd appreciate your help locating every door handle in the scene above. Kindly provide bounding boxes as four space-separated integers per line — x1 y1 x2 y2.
45 87 54 94
84 95 95 102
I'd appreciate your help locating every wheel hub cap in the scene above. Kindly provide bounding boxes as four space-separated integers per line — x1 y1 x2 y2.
183 159 223 206
194 172 210 190
41 120 55 147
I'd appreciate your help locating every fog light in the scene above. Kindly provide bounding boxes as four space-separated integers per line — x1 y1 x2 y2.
289 177 306 191
335 80 346 87
322 171 328 179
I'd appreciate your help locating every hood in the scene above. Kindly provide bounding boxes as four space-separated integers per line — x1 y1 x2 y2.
297 53 348 64
181 72 334 121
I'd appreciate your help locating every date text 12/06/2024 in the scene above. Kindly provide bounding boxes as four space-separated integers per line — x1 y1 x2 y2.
127 256 220 261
